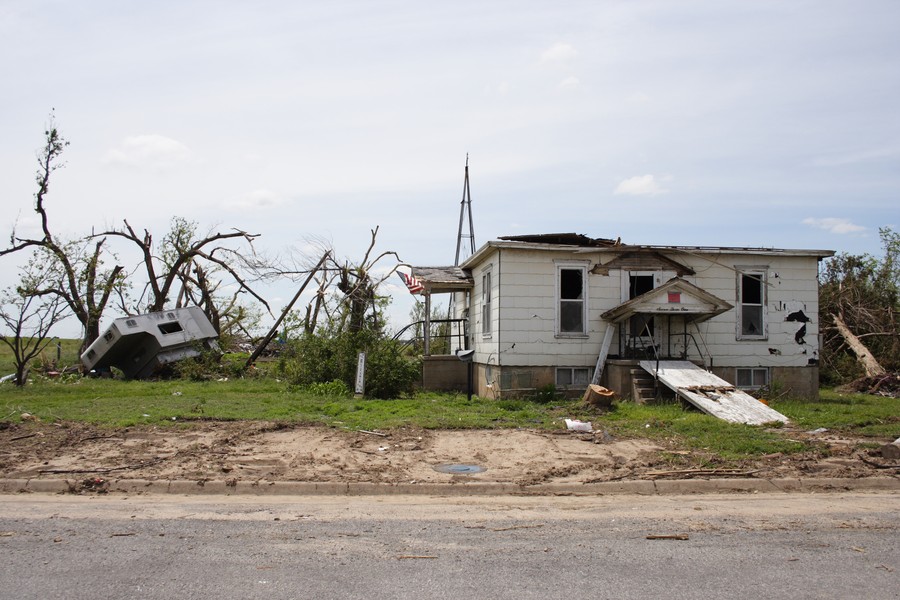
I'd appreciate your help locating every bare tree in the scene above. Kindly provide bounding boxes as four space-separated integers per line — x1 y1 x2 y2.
1 116 124 352
331 226 401 333
96 217 272 339
0 257 69 386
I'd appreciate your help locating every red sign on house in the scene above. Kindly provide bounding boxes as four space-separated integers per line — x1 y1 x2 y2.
668 292 681 303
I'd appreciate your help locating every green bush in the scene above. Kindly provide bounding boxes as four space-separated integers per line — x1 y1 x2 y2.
532 383 559 403
279 329 420 399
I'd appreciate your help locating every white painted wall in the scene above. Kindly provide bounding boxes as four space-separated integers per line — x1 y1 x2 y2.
469 245 824 370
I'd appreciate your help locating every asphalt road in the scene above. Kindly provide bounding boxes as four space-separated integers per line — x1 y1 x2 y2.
1 492 897 600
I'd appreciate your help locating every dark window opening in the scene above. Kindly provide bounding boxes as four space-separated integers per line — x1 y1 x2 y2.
628 275 655 337
560 269 583 300
741 274 762 304
158 322 184 335
739 271 766 338
559 268 585 334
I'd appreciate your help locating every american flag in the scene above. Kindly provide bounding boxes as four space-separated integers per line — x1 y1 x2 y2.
398 271 424 294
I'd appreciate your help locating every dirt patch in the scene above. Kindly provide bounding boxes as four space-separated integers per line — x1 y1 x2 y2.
0 421 896 486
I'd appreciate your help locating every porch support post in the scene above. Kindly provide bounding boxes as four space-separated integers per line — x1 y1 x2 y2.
424 291 431 356
592 323 616 385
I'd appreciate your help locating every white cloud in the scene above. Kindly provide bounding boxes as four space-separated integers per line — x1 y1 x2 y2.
102 134 193 169
558 76 580 89
802 217 866 234
614 174 669 196
539 42 578 66
224 189 285 211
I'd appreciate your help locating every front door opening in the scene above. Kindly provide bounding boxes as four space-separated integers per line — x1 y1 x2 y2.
628 274 655 338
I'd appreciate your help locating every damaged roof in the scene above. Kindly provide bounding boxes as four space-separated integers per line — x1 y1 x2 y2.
410 266 474 292
498 232 621 247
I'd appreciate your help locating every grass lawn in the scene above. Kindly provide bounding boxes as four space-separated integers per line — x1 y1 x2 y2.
2 372 896 460
2 337 896 459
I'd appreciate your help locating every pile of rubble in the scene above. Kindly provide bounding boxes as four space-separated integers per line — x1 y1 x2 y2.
841 372 900 398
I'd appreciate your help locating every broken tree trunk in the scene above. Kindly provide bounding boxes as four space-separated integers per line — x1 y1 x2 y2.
582 384 615 408
832 313 887 377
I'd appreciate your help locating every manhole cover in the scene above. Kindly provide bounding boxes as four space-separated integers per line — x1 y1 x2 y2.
433 463 486 474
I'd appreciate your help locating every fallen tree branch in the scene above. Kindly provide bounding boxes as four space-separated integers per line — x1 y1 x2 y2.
860 456 900 470
832 313 887 377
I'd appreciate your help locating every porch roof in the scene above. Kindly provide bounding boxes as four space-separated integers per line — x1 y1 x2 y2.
410 266 474 293
601 277 733 324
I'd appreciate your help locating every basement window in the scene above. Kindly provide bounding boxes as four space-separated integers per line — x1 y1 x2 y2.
158 322 184 335
736 367 768 389
556 367 591 388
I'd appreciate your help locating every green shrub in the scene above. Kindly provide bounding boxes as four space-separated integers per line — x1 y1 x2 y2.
279 329 420 399
532 384 559 403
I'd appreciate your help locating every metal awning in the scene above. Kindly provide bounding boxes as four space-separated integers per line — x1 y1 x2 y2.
601 277 733 324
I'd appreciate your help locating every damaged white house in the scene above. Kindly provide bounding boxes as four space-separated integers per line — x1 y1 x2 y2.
409 233 833 411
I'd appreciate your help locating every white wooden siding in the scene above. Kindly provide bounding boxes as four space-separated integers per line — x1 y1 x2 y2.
469 247 823 370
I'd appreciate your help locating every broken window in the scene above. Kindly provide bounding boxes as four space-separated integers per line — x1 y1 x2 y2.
736 367 768 389
737 270 767 340
481 269 492 337
158 322 184 335
558 265 587 335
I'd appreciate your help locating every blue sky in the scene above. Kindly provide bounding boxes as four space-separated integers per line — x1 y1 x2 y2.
1 1 898 334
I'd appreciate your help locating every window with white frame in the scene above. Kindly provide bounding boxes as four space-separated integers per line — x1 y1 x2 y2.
736 367 768 389
556 367 591 388
481 269 492 337
557 264 587 336
737 269 767 340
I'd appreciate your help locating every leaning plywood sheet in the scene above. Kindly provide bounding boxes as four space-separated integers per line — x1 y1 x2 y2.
639 360 789 425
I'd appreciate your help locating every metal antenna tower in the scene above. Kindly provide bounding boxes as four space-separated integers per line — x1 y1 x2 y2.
454 155 476 266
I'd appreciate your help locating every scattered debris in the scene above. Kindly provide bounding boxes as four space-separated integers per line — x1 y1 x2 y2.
491 524 545 532
807 428 828 435
840 373 900 398
643 468 760 479
357 429 388 437
564 419 593 432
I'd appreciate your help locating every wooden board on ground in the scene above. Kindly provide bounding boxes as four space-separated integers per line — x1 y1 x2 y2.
639 360 789 425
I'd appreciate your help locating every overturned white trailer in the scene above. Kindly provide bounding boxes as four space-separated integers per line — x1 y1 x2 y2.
81 307 219 379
